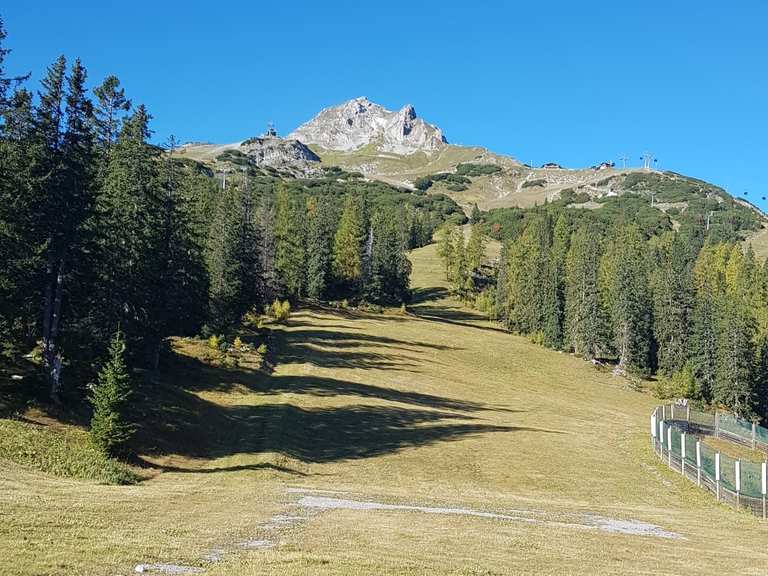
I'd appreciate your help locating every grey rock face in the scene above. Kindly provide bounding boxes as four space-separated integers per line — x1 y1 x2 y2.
288 97 447 155
238 135 321 174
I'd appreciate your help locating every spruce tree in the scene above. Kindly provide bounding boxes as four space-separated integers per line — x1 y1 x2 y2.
306 196 336 300
38 58 97 399
564 224 605 359
89 330 134 456
95 105 162 356
92 75 130 151
651 234 693 377
365 207 412 304
599 225 652 374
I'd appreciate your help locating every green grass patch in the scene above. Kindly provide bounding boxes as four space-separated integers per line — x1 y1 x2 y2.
0 418 138 484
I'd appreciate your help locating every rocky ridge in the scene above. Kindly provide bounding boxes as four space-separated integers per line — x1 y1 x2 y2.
288 97 447 155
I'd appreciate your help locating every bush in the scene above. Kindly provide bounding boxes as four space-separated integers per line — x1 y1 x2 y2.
89 330 135 458
455 163 502 177
414 176 433 191
269 299 291 323
473 288 497 320
522 179 547 188
208 334 221 351
653 363 698 400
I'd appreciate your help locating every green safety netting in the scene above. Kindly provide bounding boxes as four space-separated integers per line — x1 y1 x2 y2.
719 413 753 440
741 460 764 498
657 405 768 499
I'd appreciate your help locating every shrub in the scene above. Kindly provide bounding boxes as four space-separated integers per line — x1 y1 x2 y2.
89 330 135 458
522 179 547 188
269 299 291 323
414 176 433 191
653 363 698 400
208 335 221 351
455 163 502 177
473 288 497 320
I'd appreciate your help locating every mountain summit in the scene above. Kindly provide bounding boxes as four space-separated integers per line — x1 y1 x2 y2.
288 97 447 155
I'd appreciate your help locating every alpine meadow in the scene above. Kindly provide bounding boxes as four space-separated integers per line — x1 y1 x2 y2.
3 4 768 575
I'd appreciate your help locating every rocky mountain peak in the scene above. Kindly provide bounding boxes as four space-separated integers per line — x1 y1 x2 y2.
288 97 447 155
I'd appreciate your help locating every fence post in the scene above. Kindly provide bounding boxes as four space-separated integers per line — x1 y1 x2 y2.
715 452 721 501
753 421 757 450
651 411 657 451
696 440 702 487
671 403 675 421
715 410 720 439
686 404 690 423
681 432 686 475
735 460 741 510
762 461 767 519
667 426 673 468
662 405 666 420
659 420 665 460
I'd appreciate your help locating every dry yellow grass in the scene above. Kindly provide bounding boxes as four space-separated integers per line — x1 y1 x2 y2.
3 242 768 575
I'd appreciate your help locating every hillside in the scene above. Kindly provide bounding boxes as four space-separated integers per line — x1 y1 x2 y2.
4 243 768 575
177 98 766 242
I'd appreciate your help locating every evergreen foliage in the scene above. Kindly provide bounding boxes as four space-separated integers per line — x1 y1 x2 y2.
89 330 134 456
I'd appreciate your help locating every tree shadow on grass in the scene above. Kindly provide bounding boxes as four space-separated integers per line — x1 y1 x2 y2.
131 375 555 465
410 286 450 305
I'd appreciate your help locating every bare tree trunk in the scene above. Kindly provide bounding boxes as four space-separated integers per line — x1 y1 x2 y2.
43 253 65 403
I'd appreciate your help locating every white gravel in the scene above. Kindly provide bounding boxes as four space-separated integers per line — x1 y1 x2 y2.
297 495 684 540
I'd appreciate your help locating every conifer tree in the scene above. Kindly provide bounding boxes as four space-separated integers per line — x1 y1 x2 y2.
599 225 652 374
365 207 412 303
469 203 481 224
467 224 485 272
92 75 130 151
95 105 162 355
38 58 97 399
437 222 456 279
332 193 366 288
89 330 134 456
306 196 336 300
690 243 726 400
146 138 209 367
713 245 757 414
274 186 306 299
651 234 693 377
256 191 278 303
564 224 605 359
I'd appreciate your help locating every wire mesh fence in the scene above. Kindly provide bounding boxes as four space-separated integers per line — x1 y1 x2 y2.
651 404 768 518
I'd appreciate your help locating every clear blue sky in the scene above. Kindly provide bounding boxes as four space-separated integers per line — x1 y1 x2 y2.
3 1 767 206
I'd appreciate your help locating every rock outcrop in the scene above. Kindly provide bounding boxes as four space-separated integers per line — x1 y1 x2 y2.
238 134 321 174
288 97 447 155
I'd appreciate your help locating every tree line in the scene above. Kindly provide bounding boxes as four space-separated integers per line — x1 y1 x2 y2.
440 206 768 420
0 20 458 417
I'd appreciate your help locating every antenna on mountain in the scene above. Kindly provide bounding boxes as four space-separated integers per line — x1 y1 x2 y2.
265 121 277 138
619 154 629 169
640 151 654 171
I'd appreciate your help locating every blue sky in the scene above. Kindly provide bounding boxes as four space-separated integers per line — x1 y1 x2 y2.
3 1 767 206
